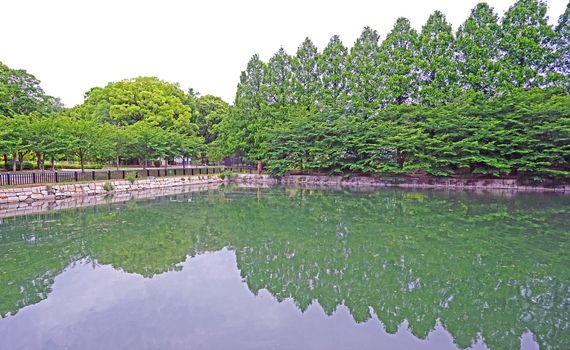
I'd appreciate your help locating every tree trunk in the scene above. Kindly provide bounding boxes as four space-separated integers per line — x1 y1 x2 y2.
3 154 8 171
141 158 146 170
164 158 168 171
116 152 120 170
12 153 17 172
257 160 262 175
18 152 24 171
51 157 55 171
80 150 85 173
36 152 41 170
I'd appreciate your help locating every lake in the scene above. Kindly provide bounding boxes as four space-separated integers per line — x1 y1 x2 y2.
0 186 568 350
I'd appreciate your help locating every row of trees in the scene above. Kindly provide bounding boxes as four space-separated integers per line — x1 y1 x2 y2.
213 0 569 179
1 0 568 179
0 64 229 171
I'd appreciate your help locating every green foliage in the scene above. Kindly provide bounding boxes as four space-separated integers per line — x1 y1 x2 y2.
415 11 460 105
378 18 419 105
266 89 569 179
456 3 502 95
0 61 62 117
55 163 104 170
0 188 568 349
1 63 214 172
500 0 559 89
126 172 137 183
316 35 350 111
78 77 195 133
0 161 35 170
102 182 113 192
214 2 569 180
347 27 382 112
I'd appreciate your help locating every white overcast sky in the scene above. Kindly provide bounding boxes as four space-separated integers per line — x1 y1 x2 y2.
1 0 567 106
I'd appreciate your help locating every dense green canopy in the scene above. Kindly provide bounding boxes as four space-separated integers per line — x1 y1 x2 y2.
215 0 569 180
0 70 229 170
1 0 568 180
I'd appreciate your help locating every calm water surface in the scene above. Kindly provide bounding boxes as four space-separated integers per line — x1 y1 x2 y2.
0 187 568 350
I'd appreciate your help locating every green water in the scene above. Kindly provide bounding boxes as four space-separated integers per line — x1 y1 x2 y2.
0 187 568 349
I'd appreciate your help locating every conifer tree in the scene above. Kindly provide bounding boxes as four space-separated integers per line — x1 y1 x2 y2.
553 2 569 90
378 18 419 105
456 3 502 95
292 38 320 109
316 35 350 111
500 0 558 89
264 48 294 106
346 27 382 113
415 11 460 105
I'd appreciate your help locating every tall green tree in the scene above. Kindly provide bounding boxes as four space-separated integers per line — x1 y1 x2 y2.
456 3 503 95
378 18 419 105
499 0 559 89
291 38 320 109
347 27 382 113
228 55 267 162
0 62 61 116
553 2 569 90
63 117 111 172
79 77 195 134
316 35 350 111
193 95 229 144
415 11 460 105
0 116 28 172
264 48 294 106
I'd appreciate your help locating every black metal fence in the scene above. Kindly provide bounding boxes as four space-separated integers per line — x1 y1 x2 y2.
0 166 234 186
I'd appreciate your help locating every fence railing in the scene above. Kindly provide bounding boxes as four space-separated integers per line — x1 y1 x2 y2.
0 166 245 186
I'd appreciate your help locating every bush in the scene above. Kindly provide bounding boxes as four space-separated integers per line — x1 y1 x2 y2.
218 170 236 181
103 182 113 192
56 163 104 170
0 161 35 170
126 172 137 184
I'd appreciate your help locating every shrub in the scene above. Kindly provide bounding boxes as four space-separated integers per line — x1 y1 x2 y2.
126 173 137 184
103 182 113 192
56 163 104 170
0 161 35 170
218 170 236 181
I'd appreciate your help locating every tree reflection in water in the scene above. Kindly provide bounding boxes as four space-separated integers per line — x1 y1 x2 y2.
0 187 568 350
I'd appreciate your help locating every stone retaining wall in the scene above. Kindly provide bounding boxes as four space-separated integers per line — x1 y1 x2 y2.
0 183 221 220
234 174 569 192
1 173 567 218
0 175 222 206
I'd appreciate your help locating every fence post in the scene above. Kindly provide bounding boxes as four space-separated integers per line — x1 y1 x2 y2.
92 171 95 180
74 172 78 182
33 172 37 184
147 169 150 177
55 172 59 183
122 170 125 179
6 173 10 185
107 170 111 180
